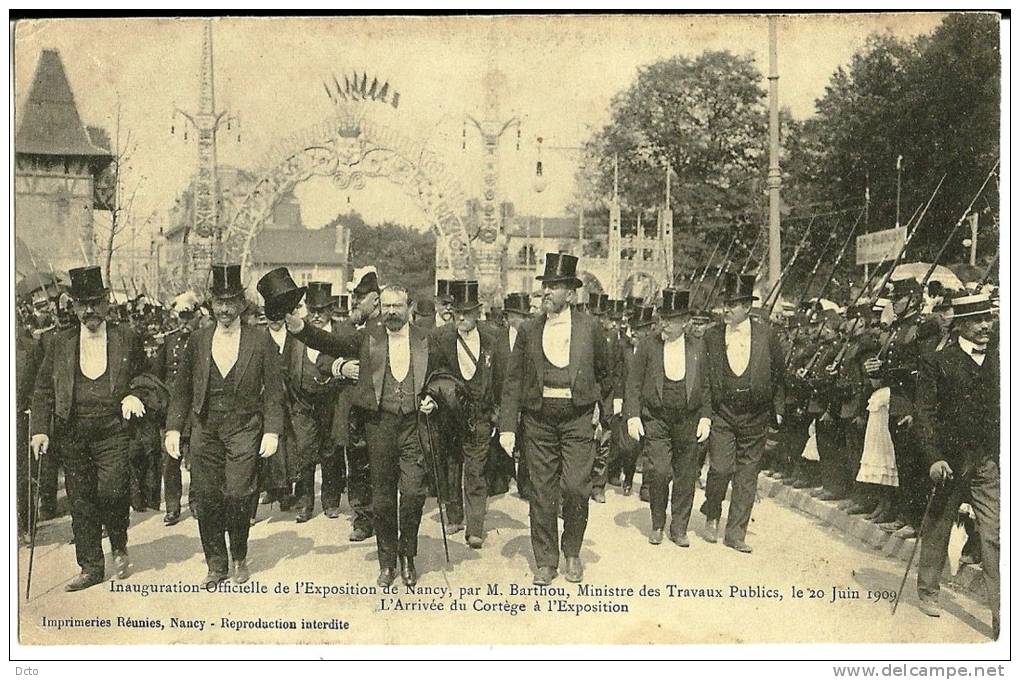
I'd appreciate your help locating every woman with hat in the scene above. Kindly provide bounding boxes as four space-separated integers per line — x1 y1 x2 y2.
30 265 150 590
914 292 999 636
623 289 713 546
165 264 285 586
499 253 611 586
700 272 785 553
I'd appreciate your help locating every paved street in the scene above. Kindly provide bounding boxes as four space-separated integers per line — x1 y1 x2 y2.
18 473 992 646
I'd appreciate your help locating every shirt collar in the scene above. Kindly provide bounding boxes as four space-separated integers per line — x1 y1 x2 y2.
216 318 241 334
726 318 751 335
546 306 571 325
80 321 107 340
958 335 987 356
663 332 685 347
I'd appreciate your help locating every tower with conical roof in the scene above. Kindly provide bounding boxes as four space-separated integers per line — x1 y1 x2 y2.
15 48 112 276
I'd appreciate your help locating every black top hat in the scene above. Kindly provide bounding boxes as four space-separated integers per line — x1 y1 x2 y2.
353 271 380 296
588 292 609 315
537 253 582 288
335 294 350 313
629 305 657 328
436 279 455 303
450 280 482 312
504 292 531 316
68 266 107 302
722 272 758 303
659 288 691 318
625 295 644 311
305 281 333 309
607 299 626 319
210 263 245 299
257 267 306 321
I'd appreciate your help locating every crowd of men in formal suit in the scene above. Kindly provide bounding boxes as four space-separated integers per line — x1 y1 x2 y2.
16 252 999 637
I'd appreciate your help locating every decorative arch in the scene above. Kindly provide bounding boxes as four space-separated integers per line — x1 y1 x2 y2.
223 113 475 280
578 270 605 296
621 271 659 301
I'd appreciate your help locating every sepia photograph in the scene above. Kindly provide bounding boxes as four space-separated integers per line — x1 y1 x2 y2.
9 10 1007 666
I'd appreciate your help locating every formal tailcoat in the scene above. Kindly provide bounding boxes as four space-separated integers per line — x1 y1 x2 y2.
703 317 785 420
623 333 713 422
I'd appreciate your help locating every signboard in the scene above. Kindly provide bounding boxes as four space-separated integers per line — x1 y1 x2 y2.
856 227 906 266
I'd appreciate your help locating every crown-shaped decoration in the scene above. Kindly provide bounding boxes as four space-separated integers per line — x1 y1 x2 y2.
324 71 401 138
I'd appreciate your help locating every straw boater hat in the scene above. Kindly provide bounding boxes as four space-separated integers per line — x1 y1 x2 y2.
950 292 993 319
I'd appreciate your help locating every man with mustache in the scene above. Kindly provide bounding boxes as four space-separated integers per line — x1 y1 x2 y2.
165 263 284 586
30 266 149 591
499 253 610 585
288 284 440 587
914 292 999 638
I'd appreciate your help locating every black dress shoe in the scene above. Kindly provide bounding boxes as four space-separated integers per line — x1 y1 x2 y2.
467 535 483 549
400 557 417 587
65 571 104 592
638 485 650 503
377 568 397 587
201 570 228 588
669 532 690 548
295 509 313 523
533 567 558 586
564 556 584 583
704 519 719 544
724 539 753 553
113 550 130 579
446 522 465 535
163 510 182 526
622 483 633 496
648 528 664 545
591 488 606 503
324 507 341 519
233 559 250 584
278 495 296 511
349 525 374 542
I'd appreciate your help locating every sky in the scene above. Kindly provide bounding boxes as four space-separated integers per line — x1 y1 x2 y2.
14 13 950 237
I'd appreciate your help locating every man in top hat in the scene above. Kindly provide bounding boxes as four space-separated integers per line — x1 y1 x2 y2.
502 292 533 499
435 279 456 328
285 281 345 523
625 289 713 545
499 253 610 585
699 272 785 553
431 280 509 548
165 264 284 586
614 304 658 498
914 292 999 636
286 283 441 586
587 292 617 504
331 294 350 326
30 265 149 590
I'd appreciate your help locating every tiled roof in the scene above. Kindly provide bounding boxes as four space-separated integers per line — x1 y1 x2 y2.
16 49 112 158
250 226 345 265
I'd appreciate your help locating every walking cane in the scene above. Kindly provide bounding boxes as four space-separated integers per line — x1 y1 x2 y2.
25 409 42 600
421 413 451 565
891 479 942 615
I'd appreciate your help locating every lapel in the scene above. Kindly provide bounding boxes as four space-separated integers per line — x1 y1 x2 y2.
685 334 699 402
568 309 582 386
63 330 78 405
531 315 547 385
411 324 428 397
651 335 665 401
196 326 213 402
106 325 122 395
748 320 766 379
370 328 387 406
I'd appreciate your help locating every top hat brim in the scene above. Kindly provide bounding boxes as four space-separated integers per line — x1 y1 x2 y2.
451 300 484 312
70 289 107 302
536 274 583 288
659 307 692 318
210 288 247 300
264 287 306 321
724 294 758 303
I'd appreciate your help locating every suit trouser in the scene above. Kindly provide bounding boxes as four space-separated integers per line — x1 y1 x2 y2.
129 419 163 510
590 414 613 489
522 400 596 570
701 409 770 544
918 457 999 635
644 409 699 533
446 417 492 538
365 410 428 569
891 421 925 527
162 438 186 513
608 418 642 484
816 417 845 494
17 410 32 532
292 397 342 512
191 410 260 573
59 413 131 576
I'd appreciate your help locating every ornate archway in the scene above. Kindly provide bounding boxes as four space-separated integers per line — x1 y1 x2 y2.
222 113 475 280
621 271 659 301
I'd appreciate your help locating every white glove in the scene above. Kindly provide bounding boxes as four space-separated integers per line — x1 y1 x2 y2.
592 402 601 426
627 417 645 441
284 313 304 334
259 433 279 458
499 432 516 455
613 398 623 416
696 417 712 443
165 431 182 459
30 434 49 459
332 358 360 380
419 395 437 415
121 395 146 419
775 413 784 426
